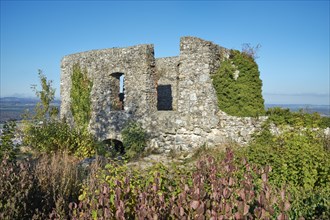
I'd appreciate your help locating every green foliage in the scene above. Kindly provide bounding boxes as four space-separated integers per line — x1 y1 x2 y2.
23 120 97 158
239 116 330 218
121 121 147 159
0 120 18 161
319 116 330 129
266 107 329 129
70 148 290 219
31 70 58 121
70 63 93 132
23 70 97 158
231 108 330 218
0 158 36 219
212 49 265 116
246 130 329 190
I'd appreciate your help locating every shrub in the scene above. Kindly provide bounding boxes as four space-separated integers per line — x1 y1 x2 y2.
70 148 290 219
266 107 328 129
241 127 330 218
23 120 98 158
0 120 18 161
23 70 98 158
212 49 265 117
0 157 36 219
121 121 147 159
320 116 330 129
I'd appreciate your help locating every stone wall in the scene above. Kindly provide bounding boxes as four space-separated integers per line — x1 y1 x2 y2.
218 112 268 145
61 44 157 139
60 36 267 150
155 57 179 111
177 37 221 130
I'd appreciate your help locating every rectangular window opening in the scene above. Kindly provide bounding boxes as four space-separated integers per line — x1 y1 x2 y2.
157 84 173 111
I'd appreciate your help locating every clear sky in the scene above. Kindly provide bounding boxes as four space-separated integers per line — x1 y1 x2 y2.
1 1 329 105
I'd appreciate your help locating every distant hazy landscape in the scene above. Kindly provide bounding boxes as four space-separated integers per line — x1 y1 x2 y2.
0 97 329 124
0 97 61 124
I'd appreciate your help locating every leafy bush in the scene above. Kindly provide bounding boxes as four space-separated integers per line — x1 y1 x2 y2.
319 116 330 129
246 130 329 190
121 121 147 159
240 126 330 218
0 157 36 219
266 107 329 129
212 49 265 117
22 69 98 158
0 120 18 161
70 148 290 219
235 107 330 218
23 120 98 158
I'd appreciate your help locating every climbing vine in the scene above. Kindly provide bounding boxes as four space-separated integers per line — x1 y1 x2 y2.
212 49 265 117
70 63 93 132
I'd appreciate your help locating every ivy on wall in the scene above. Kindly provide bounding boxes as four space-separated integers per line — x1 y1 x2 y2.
212 50 265 117
70 63 93 132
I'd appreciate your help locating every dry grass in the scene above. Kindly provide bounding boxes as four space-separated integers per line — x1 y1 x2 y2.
0 151 91 219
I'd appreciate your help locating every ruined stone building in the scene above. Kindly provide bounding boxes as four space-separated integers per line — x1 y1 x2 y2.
60 37 266 151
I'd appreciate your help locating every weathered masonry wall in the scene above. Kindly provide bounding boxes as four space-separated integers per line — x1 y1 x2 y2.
61 44 157 140
177 37 223 129
60 36 266 150
155 57 179 111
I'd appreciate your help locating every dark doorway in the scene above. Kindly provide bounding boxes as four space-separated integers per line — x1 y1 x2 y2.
157 84 173 110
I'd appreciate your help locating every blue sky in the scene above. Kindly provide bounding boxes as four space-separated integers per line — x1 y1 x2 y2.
1 1 329 105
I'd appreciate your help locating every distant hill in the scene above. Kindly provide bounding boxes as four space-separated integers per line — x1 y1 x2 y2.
265 104 330 117
0 97 61 123
0 97 60 104
1 97 37 103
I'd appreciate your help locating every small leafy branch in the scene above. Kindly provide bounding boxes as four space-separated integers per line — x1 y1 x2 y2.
30 70 58 121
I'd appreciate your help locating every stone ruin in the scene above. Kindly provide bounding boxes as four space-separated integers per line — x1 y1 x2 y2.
60 36 267 152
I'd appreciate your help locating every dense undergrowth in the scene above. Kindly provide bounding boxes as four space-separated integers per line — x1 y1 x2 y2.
1 110 329 219
0 152 85 219
1 71 329 219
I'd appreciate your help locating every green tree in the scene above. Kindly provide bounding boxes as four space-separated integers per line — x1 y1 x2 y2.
31 70 58 121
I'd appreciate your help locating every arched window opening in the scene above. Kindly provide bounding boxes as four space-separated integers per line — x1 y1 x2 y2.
111 72 125 111
102 139 125 154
